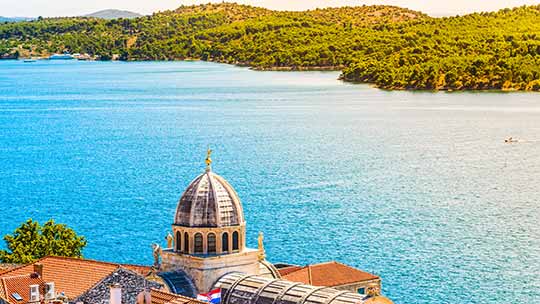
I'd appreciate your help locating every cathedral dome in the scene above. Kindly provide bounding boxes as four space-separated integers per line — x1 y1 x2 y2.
174 161 244 228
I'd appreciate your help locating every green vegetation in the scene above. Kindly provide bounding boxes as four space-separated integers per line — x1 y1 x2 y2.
0 219 87 264
341 8 540 91
1 2 540 90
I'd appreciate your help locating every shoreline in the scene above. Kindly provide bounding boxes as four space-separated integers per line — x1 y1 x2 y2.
6 58 540 92
251 66 344 72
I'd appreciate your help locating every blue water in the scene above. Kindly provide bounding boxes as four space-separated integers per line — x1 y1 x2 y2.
0 60 539 304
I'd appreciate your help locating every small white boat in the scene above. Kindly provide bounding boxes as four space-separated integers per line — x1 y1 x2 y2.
505 137 519 143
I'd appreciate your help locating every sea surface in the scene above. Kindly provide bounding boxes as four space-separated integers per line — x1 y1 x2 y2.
0 60 539 304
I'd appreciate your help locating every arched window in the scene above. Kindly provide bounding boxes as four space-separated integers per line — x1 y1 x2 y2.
184 232 189 253
232 231 239 251
222 232 229 253
207 233 216 254
194 233 203 254
176 231 182 252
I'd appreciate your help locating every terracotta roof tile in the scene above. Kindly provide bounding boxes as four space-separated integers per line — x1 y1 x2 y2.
0 256 152 300
0 265 21 276
281 261 379 287
1 274 45 303
122 264 153 277
0 278 7 301
277 265 303 277
281 267 311 284
150 288 206 304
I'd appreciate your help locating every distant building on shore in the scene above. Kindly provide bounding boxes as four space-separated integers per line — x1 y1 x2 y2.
0 150 393 304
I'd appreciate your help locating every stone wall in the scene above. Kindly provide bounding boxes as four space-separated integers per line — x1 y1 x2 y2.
161 249 261 293
332 279 381 294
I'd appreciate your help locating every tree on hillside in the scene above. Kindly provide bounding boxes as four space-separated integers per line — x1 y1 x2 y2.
0 219 87 264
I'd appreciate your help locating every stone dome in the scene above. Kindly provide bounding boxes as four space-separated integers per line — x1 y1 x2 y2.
174 169 244 227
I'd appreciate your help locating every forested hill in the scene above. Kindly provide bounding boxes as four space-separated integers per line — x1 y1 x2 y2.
1 3 540 91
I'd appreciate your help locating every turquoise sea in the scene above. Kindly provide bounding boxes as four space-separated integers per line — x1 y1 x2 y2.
0 60 539 304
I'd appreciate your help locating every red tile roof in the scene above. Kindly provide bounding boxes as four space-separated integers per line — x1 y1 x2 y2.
0 265 21 276
276 265 303 277
0 274 45 303
150 288 206 304
280 261 379 287
2 256 118 299
0 256 152 301
121 264 153 277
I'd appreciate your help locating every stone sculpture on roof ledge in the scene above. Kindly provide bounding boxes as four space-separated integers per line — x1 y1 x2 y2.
166 232 174 249
152 243 162 269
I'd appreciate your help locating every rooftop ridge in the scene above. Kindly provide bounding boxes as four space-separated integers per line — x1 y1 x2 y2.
73 266 131 300
0 273 40 279
119 261 153 268
150 287 207 304
309 260 339 266
1 277 8 300
280 261 379 287
0 262 30 277
0 255 152 278
43 255 146 267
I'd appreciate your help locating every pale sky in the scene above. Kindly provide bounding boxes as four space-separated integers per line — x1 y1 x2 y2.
2 0 540 17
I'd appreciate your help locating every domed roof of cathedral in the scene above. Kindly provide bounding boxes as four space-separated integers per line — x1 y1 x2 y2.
174 150 244 227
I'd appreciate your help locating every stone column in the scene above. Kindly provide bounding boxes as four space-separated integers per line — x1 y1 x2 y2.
189 232 195 255
203 232 208 255
229 231 234 252
240 226 246 251
217 231 223 254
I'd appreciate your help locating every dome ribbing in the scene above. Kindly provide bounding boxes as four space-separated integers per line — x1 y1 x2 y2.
174 170 244 227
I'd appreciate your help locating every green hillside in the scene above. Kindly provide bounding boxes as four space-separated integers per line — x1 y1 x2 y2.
341 7 540 90
1 3 540 91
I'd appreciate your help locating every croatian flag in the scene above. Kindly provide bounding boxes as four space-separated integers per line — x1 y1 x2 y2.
197 288 221 304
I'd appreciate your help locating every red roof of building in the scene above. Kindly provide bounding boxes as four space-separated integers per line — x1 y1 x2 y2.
279 261 379 287
150 288 206 304
0 265 21 276
276 265 303 276
0 274 45 303
0 256 152 302
122 264 154 277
